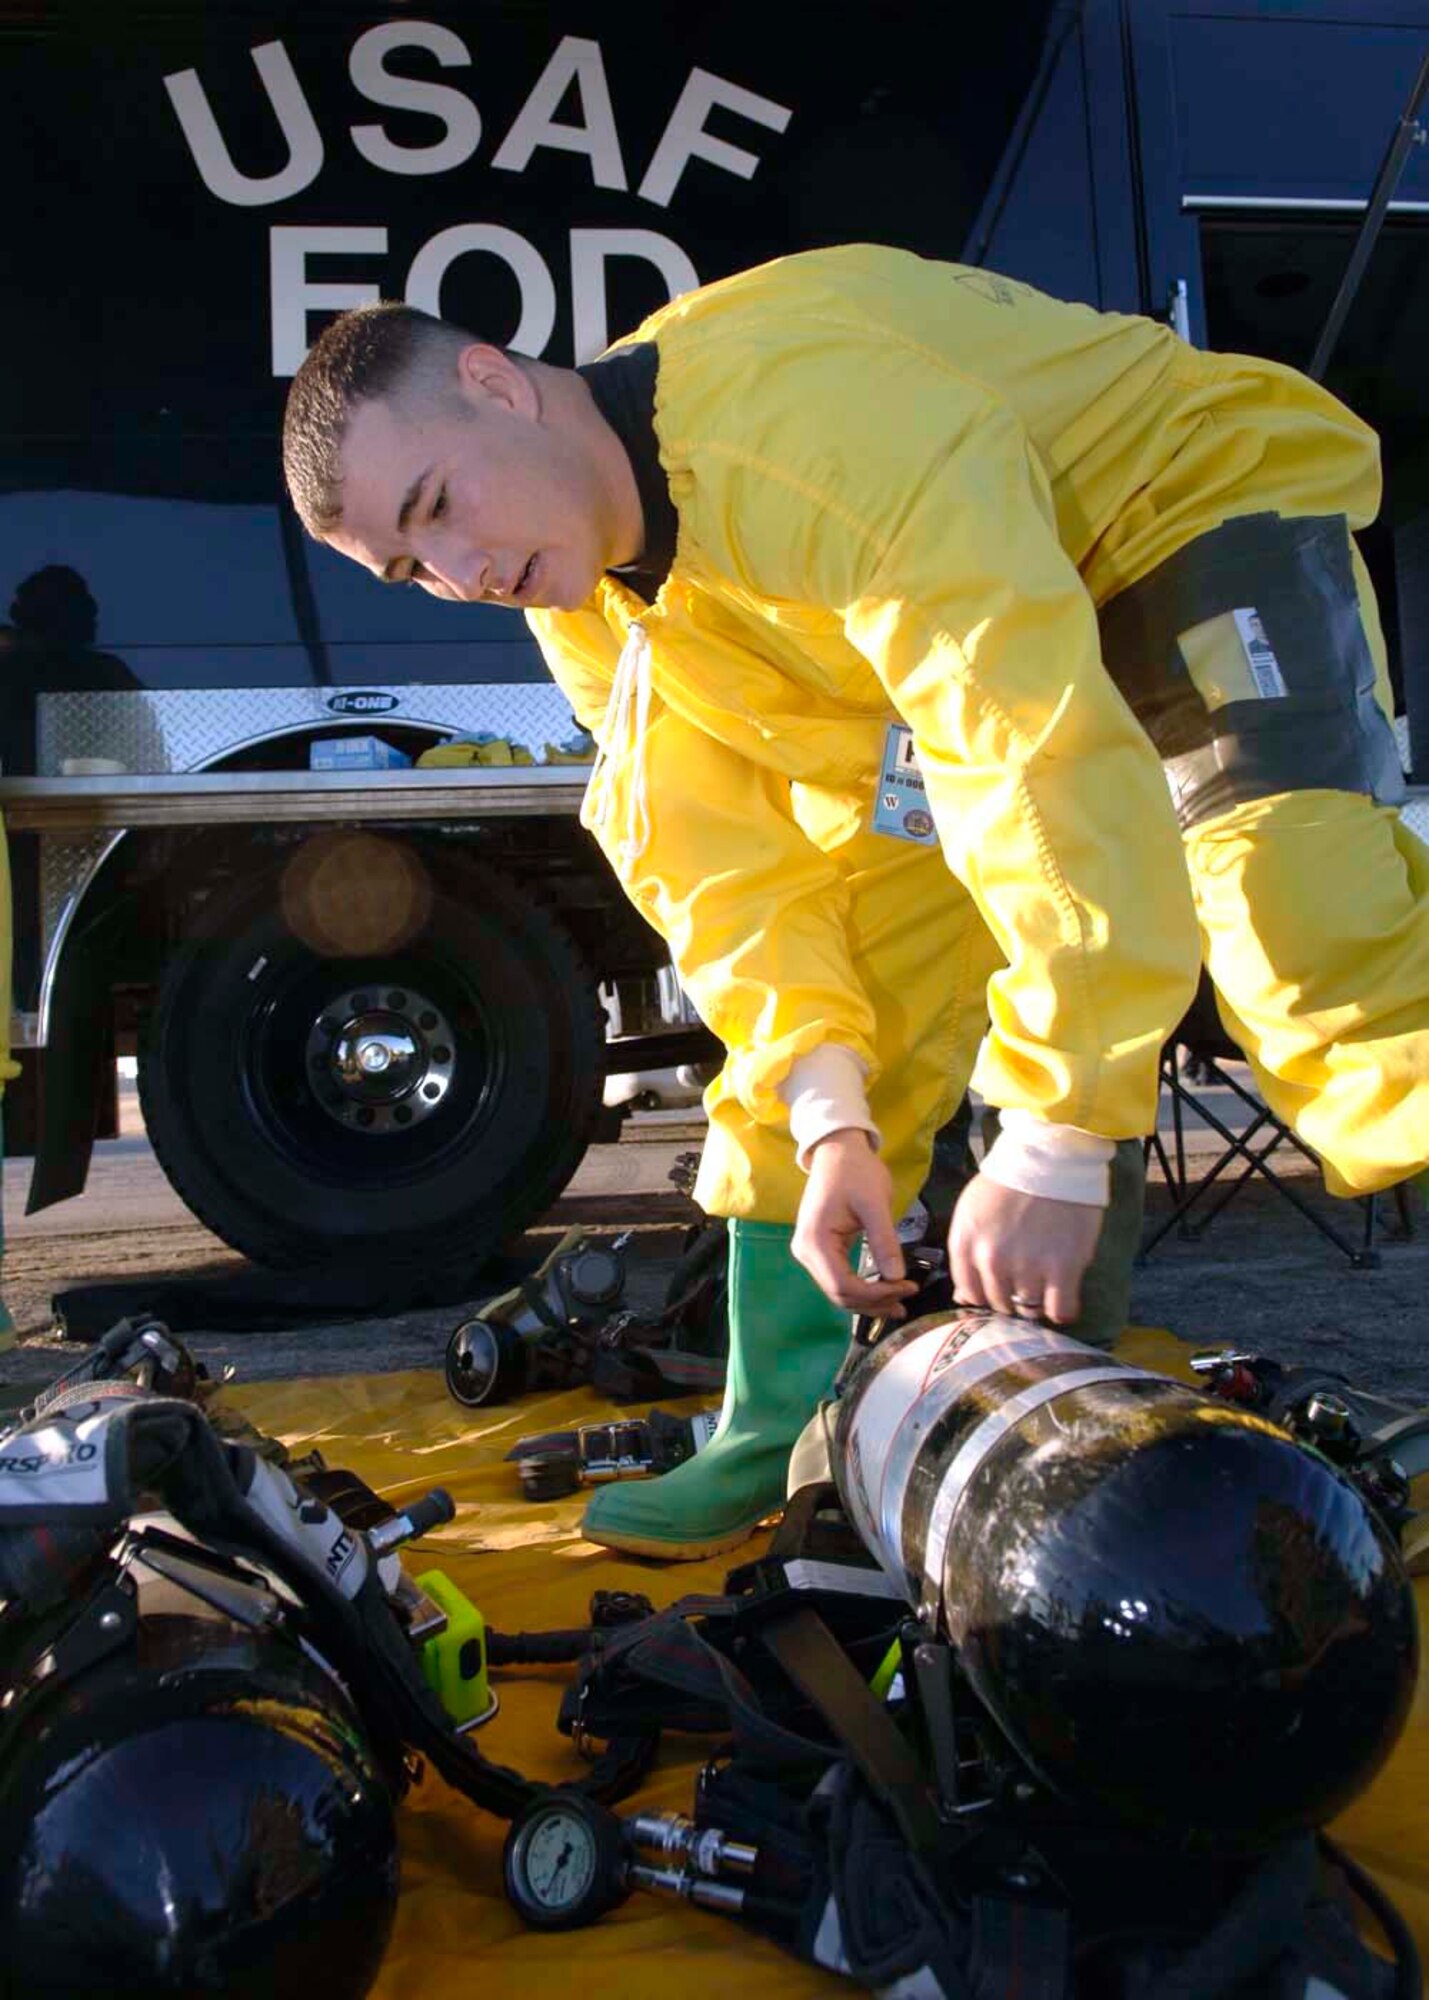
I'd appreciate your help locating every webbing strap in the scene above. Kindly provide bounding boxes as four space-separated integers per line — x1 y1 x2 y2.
759 1604 942 1859
583 1599 835 1770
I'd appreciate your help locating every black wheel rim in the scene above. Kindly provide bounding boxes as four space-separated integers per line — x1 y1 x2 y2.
235 937 507 1190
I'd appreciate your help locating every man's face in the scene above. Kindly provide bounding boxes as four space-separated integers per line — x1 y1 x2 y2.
323 347 617 613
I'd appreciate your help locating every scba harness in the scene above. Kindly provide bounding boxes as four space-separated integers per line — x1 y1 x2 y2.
0 1319 654 2000
3 1311 1425 2000
544 1490 1418 1999
522 1299 1429 2000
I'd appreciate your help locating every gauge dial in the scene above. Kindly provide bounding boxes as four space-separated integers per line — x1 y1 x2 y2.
503 1792 627 1931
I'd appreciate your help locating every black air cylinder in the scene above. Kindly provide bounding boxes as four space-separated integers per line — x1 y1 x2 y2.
831 1312 1417 1844
0 1596 400 1999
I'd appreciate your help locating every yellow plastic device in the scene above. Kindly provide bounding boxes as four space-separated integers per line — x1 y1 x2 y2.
416 1568 498 1729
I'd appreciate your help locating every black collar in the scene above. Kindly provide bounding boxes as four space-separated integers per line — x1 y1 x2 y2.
577 344 678 604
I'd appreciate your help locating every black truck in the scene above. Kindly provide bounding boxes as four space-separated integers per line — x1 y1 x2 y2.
2 0 1425 1286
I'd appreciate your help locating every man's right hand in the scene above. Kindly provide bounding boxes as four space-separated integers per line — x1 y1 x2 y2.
949 1170 1104 1326
791 1129 922 1315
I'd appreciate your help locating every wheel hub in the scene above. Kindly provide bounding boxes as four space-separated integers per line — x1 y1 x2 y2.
306 985 456 1134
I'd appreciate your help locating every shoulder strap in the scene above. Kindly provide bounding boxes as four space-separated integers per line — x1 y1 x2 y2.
564 1597 837 1773
758 1603 943 1859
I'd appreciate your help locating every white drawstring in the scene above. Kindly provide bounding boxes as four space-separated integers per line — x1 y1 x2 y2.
581 620 653 877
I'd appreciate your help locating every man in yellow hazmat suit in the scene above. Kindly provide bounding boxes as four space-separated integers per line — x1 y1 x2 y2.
283 246 1428 1559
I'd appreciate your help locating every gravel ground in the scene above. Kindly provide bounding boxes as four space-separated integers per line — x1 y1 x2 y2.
1130 1171 1429 1397
1 1096 1425 1414
0 1122 706 1411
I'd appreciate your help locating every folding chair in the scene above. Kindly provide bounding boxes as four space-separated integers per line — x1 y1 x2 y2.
1139 975 1412 1270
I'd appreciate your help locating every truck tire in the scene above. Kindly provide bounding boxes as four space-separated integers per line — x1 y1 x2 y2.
138 841 604 1288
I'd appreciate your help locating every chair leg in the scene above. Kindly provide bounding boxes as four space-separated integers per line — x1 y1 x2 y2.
1139 1086 1267 1255
1182 1120 1281 1237
1141 1057 1382 1270
1169 1056 1189 1203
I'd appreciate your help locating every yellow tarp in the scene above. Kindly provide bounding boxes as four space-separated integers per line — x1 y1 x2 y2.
221 1327 1429 1996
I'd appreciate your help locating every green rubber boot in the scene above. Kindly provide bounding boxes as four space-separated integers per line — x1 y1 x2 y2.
581 1219 851 1561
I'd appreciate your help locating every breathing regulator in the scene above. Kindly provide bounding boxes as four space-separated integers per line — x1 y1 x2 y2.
0 1317 648 1999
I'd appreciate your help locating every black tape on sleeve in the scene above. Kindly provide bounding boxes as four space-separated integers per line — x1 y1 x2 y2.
1097 513 1405 830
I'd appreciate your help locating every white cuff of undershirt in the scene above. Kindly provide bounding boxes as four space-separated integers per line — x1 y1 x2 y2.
778 1044 882 1171
980 1108 1115 1208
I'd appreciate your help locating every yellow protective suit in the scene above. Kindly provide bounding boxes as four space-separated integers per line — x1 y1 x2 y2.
529 245 1427 1217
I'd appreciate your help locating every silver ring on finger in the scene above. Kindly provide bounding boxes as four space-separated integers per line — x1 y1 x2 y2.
1010 1293 1044 1317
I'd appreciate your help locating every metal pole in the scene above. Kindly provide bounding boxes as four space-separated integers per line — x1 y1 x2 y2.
961 2 1083 267
1307 47 1429 382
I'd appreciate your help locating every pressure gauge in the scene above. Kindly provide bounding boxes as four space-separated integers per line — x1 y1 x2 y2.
503 1790 629 1930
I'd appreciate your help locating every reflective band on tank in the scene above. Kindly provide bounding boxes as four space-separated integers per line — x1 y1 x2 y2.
918 1363 1148 1624
834 1315 1097 1596
839 1317 1036 1563
875 1328 1084 1574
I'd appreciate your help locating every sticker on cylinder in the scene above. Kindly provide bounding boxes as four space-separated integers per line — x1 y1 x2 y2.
836 1316 1112 1599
